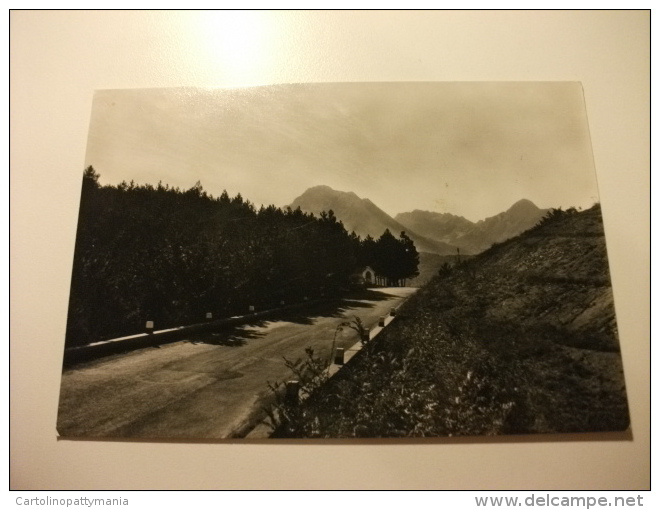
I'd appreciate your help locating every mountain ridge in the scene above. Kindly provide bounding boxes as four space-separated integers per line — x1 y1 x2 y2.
289 185 458 255
289 185 549 256
395 198 548 254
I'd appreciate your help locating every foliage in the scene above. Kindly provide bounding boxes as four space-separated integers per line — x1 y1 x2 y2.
262 347 331 437
66 168 364 346
368 229 420 286
337 316 370 345
66 168 423 346
534 206 580 229
438 262 452 277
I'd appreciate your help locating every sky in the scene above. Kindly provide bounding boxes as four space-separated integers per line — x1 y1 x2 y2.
84 82 601 222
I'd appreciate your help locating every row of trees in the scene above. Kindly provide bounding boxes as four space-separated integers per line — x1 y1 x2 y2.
65 168 419 347
358 230 419 286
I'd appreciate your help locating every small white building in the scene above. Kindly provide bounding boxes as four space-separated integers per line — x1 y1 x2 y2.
350 266 376 287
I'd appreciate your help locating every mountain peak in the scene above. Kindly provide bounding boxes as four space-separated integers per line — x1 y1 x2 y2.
290 187 548 256
306 184 334 192
395 199 547 255
289 186 456 255
298 185 360 200
507 199 539 213
298 184 338 197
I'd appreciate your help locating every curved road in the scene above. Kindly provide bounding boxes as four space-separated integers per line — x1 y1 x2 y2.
57 287 416 439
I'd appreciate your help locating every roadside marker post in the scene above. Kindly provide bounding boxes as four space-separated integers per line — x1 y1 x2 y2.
145 321 154 334
334 348 345 365
285 381 300 406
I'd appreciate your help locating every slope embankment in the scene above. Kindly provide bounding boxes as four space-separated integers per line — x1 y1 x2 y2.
269 204 629 438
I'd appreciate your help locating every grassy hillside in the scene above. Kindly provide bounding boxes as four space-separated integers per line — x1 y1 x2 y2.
407 252 473 287
269 204 629 438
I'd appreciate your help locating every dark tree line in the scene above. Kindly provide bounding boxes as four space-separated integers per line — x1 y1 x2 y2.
358 230 419 286
65 167 419 347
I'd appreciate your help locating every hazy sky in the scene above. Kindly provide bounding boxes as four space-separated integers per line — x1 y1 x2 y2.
85 82 600 222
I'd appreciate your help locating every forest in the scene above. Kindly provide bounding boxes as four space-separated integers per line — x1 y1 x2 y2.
64 167 419 347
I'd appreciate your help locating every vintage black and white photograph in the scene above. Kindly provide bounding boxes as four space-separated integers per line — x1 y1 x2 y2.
56 82 630 440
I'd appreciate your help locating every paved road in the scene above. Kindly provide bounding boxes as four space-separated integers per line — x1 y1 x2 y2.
57 287 417 439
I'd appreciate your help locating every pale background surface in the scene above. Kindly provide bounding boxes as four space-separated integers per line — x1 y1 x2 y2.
10 10 650 489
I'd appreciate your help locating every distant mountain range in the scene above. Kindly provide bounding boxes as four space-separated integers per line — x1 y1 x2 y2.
289 185 548 255
395 198 548 254
289 185 457 255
